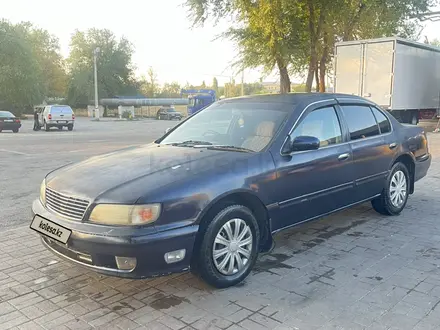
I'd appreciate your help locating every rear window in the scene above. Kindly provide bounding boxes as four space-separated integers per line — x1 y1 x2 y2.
341 105 380 140
371 107 391 134
50 106 73 114
0 111 14 118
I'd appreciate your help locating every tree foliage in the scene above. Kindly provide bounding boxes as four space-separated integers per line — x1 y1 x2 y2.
186 0 438 93
0 20 67 113
67 28 138 107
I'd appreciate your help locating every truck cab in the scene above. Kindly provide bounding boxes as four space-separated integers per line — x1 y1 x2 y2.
181 89 216 116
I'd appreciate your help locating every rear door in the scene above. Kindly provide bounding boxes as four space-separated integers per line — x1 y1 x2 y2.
338 101 395 201
335 43 363 95
362 41 394 107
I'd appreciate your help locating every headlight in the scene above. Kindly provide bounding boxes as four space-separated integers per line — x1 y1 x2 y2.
40 180 46 205
89 204 161 226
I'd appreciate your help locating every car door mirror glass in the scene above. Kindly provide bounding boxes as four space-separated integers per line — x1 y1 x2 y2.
284 135 320 153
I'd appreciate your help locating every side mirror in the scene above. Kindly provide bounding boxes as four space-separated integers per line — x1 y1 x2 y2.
282 135 320 154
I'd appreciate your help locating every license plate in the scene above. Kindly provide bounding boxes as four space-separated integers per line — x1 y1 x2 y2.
58 121 67 124
4 119 13 122
30 215 71 244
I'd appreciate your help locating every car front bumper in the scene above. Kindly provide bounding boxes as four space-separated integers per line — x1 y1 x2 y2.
31 199 198 278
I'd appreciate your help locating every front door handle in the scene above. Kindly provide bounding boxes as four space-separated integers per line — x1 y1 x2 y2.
389 143 397 149
338 153 350 161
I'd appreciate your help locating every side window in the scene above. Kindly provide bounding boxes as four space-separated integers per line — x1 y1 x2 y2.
292 106 342 147
341 105 380 140
371 107 391 134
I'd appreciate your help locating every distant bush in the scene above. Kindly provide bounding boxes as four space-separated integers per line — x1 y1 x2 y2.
121 110 133 120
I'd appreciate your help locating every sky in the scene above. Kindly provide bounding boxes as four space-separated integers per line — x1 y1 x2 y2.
2 0 439 86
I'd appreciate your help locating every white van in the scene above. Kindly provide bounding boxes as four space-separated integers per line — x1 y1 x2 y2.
39 105 75 131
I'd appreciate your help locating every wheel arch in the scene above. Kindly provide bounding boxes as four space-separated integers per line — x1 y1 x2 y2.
393 153 415 194
193 190 272 257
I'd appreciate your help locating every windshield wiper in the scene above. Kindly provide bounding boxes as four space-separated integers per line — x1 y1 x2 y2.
169 140 213 147
207 145 254 153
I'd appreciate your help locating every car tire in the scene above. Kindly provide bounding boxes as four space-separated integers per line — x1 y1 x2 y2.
12 129 19 133
44 121 49 131
372 162 410 216
0 129 2 133
58 126 63 130
68 124 73 131
195 205 260 288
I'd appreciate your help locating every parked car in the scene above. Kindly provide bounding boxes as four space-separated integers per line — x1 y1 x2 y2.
30 93 431 288
156 107 183 120
0 111 21 133
37 105 75 131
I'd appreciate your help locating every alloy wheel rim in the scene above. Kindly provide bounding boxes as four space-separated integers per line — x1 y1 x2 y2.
212 218 253 276
390 170 407 208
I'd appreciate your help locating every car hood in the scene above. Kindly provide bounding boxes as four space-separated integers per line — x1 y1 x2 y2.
46 144 252 203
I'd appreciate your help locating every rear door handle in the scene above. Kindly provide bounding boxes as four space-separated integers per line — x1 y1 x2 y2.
389 143 397 149
338 153 350 161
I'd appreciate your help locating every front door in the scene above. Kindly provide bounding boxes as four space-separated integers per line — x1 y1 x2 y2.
338 103 395 201
270 103 356 231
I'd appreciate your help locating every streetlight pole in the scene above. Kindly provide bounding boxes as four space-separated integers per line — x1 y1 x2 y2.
93 47 100 120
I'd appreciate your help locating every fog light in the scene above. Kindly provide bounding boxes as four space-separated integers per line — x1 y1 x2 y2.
164 249 186 264
115 256 137 271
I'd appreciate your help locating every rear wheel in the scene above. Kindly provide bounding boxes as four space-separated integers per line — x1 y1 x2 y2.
12 129 19 133
194 205 260 288
44 121 49 131
372 162 410 216
68 124 74 131
58 126 63 130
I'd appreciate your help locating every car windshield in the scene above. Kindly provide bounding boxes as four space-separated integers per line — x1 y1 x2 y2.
0 111 14 117
160 101 289 152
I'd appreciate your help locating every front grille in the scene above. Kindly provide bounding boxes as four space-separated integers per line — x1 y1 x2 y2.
45 187 89 220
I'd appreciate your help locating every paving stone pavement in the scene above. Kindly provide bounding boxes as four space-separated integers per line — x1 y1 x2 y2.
2 133 440 330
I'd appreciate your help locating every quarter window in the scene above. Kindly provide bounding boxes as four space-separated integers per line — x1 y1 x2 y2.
292 106 342 147
341 105 380 140
371 107 391 134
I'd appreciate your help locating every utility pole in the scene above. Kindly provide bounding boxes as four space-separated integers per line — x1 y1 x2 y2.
93 47 100 120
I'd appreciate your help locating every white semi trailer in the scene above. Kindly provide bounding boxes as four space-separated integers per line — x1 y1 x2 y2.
334 37 440 124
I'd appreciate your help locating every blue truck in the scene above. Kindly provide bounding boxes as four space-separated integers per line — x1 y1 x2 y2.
181 89 216 116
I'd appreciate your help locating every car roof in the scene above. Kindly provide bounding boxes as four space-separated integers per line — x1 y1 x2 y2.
219 93 369 106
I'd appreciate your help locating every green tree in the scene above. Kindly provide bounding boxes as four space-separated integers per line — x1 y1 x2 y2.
429 38 440 47
18 23 67 98
0 20 45 113
212 77 219 95
186 0 437 93
140 67 160 97
67 28 138 107
158 81 181 98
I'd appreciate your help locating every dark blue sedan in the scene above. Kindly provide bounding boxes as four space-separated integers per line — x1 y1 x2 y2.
30 93 431 288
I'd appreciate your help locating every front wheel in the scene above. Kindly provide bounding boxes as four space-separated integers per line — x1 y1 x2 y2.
194 205 260 288
372 162 410 216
